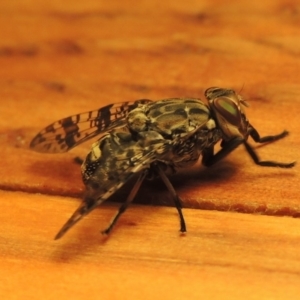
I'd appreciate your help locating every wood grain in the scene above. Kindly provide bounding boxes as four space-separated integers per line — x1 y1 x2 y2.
0 0 300 298
1 191 300 299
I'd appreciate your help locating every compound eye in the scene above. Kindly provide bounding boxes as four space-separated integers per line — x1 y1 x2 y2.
213 97 241 126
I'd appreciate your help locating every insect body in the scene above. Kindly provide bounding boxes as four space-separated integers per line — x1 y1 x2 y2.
30 87 295 239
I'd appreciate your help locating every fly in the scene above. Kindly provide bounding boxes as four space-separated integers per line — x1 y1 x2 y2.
30 87 296 239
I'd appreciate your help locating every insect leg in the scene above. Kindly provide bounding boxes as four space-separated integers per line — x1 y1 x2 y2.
102 169 149 235
154 163 186 233
202 137 244 167
202 137 295 168
250 127 289 143
243 141 295 168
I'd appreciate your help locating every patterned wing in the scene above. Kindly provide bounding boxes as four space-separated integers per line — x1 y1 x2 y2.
54 129 172 239
30 99 153 153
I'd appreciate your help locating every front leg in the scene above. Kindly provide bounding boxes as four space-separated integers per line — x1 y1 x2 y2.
202 137 243 167
243 141 295 168
202 137 295 168
247 126 295 167
249 126 289 143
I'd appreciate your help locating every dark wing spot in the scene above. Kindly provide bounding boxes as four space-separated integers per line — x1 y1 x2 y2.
95 104 114 130
59 117 80 148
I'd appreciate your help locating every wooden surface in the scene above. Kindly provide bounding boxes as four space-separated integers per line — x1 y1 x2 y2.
1 0 300 299
2 190 300 299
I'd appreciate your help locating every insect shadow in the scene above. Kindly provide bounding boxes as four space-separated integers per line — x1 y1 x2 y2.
50 202 161 262
50 223 110 262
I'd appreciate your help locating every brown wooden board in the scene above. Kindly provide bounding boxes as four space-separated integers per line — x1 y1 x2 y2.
0 0 300 298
